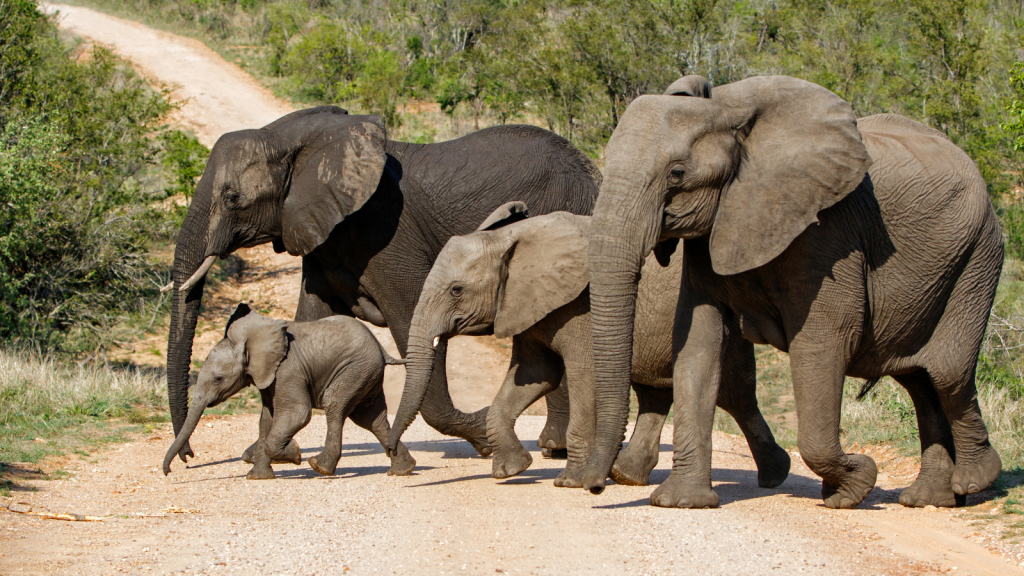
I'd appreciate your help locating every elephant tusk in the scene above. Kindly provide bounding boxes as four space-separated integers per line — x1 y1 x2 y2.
432 336 439 348
159 282 173 293
179 255 217 294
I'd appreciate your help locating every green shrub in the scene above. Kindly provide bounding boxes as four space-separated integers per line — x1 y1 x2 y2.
0 1 173 352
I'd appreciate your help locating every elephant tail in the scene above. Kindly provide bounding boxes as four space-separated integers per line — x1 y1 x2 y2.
856 377 882 401
383 353 407 366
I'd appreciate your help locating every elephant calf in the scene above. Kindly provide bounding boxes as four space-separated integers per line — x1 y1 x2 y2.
387 203 790 489
163 303 415 479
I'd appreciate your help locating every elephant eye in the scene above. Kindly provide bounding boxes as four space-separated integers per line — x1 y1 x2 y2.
450 285 463 298
224 191 240 207
668 168 685 186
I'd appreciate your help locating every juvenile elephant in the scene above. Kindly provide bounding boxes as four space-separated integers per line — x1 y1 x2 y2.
163 303 415 479
386 204 790 489
582 75 1003 510
166 106 600 464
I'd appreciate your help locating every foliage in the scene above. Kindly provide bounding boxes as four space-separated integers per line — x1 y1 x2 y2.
0 1 180 352
160 129 209 199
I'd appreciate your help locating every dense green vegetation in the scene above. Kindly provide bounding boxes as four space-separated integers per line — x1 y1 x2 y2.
0 0 207 353
67 1 1024 187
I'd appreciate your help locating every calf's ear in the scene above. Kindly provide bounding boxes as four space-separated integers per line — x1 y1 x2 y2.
493 213 590 338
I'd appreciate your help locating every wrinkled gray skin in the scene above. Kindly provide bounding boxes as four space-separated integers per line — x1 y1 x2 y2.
582 74 1003 510
387 206 790 489
163 303 415 479
167 106 599 465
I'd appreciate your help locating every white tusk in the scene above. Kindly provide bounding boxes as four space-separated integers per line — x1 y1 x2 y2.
159 282 173 293
179 255 217 293
432 336 439 348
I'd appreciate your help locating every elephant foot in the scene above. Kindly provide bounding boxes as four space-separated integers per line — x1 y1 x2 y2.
241 442 256 464
753 445 791 489
242 439 301 465
899 477 963 508
538 421 568 453
952 444 1001 496
308 454 337 476
609 444 660 487
458 407 493 457
820 454 877 509
541 448 568 459
245 465 275 480
387 447 416 477
554 463 586 488
650 474 719 509
492 445 533 479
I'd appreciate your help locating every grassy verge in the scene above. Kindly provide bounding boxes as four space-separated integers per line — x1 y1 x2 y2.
0 347 261 495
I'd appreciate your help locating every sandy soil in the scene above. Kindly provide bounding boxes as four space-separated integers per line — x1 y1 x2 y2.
1 4 1020 575
2 417 1021 575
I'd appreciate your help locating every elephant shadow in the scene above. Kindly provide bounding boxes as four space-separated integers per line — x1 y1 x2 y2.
596 466 902 510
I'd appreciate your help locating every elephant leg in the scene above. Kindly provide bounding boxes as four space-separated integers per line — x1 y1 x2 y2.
539 379 570 459
241 390 299 466
610 383 671 487
247 391 277 480
554 358 596 488
715 326 790 489
488 340 564 479
259 392 312 478
892 371 963 508
934 367 1001 497
308 380 358 476
417 339 492 456
790 340 876 509
924 248 1002 497
350 390 416 476
650 299 724 509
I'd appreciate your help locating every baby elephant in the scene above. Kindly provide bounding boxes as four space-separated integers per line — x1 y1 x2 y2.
163 303 415 479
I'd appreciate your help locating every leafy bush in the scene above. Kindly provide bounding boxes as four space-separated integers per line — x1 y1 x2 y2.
0 1 176 352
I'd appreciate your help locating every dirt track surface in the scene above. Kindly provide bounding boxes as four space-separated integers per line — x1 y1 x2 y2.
2 4 1020 575
2 417 1021 575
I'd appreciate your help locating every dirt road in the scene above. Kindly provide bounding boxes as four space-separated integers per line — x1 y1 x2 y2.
2 416 1019 575
1 4 1020 575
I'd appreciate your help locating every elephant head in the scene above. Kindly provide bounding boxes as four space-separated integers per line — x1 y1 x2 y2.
167 106 387 462
386 204 590 453
583 75 872 492
163 304 289 474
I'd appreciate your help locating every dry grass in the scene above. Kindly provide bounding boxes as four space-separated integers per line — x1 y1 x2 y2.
0 348 260 469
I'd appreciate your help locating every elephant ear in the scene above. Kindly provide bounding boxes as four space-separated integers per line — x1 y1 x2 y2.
664 75 712 98
279 112 388 256
709 76 872 275
476 201 529 231
226 311 289 390
494 213 590 338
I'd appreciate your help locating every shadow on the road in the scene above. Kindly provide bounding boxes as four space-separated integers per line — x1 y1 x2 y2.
591 498 650 509
633 467 896 510
273 465 436 480
405 463 563 488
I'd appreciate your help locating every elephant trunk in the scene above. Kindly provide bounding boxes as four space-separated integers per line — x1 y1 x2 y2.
166 181 214 462
162 391 214 475
582 173 662 494
386 326 440 454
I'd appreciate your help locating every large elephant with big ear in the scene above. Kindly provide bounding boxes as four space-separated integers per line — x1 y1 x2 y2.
581 75 1003 509
167 106 600 463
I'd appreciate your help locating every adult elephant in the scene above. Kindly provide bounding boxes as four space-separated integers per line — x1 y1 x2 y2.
581 75 1003 510
166 106 599 463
